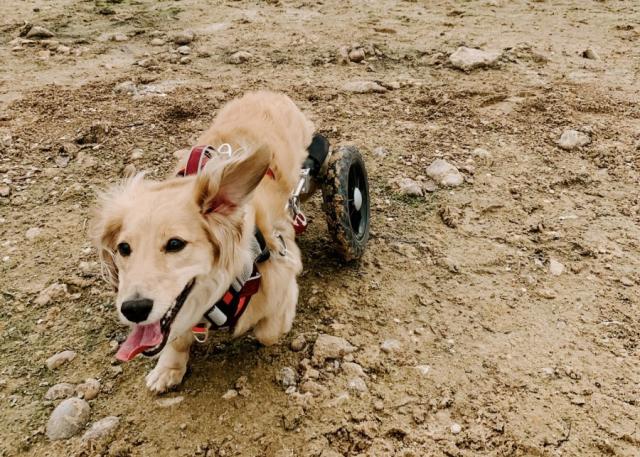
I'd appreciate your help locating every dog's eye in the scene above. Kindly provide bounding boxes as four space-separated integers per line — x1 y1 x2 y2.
165 238 187 253
117 242 131 257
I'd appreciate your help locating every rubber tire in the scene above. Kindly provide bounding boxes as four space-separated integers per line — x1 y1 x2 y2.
321 145 370 261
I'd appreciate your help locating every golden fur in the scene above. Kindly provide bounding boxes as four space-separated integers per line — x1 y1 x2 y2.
91 91 314 392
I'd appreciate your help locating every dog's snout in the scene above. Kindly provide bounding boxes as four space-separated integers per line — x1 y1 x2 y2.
121 298 153 323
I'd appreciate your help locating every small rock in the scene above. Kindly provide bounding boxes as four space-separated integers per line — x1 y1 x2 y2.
299 380 327 397
451 423 462 434
571 396 586 406
179 56 191 65
279 367 297 389
45 383 75 401
290 335 306 352
81 416 119 442
373 147 388 158
172 30 195 45
38 50 51 60
26 26 55 39
150 38 165 46
109 366 123 377
137 58 158 69
26 227 43 240
342 81 387 94
422 179 438 192
449 46 501 71
156 396 184 408
36 283 68 306
228 50 252 64
114 81 137 95
76 378 100 400
57 45 70 54
177 45 191 55
347 377 368 393
348 48 365 63
312 334 356 365
620 276 634 287
79 261 98 276
558 129 590 150
337 46 350 65
111 33 128 42
426 159 464 187
46 350 76 370
46 398 90 441
471 148 491 161
415 365 431 376
397 177 423 197
381 339 402 354
549 258 564 276
373 400 384 411
0 185 11 197
222 389 238 400
130 148 144 160
342 362 366 378
581 48 600 60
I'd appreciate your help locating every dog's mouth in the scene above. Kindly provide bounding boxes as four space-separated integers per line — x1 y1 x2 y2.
115 279 196 362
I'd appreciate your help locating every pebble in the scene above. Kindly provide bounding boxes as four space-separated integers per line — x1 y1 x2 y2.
150 38 165 46
620 276 634 287
156 396 184 408
222 389 238 400
449 46 501 71
26 26 55 39
177 45 191 55
0 185 10 197
46 350 76 370
111 33 128 42
347 377 368 393
373 147 388 158
114 81 137 95
415 365 431 376
137 58 158 69
312 334 356 365
45 383 75 400
342 81 387 94
582 48 600 60
79 261 98 276
279 367 297 388
548 258 564 276
26 227 43 240
451 423 462 434
81 416 119 442
426 159 464 187
558 129 590 150
228 50 252 64
172 30 195 45
35 283 68 306
46 398 90 441
342 362 366 378
130 148 144 160
380 339 402 354
348 48 365 63
76 378 101 400
57 45 70 54
179 56 191 65
472 148 492 161
397 177 423 197
290 335 306 352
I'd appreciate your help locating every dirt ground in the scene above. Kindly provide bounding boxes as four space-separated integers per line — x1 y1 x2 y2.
1 0 639 456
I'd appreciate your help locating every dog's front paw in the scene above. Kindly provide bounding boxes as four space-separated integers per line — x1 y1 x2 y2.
145 364 186 393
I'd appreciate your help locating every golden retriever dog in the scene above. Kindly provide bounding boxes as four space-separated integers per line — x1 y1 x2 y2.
91 91 314 392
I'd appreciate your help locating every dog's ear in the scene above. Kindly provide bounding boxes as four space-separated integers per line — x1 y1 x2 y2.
194 146 271 216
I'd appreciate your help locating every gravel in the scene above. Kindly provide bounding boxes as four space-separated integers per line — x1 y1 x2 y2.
46 350 76 370
347 377 368 393
46 398 90 440
222 389 238 400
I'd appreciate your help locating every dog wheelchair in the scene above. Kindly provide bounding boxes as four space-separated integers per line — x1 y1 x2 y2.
292 134 370 261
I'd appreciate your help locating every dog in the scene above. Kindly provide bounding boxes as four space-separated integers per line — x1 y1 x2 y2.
91 91 314 392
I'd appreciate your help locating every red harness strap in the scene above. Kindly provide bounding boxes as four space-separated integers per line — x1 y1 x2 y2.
177 145 275 179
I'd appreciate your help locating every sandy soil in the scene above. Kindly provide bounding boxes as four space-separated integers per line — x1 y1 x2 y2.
1 0 639 456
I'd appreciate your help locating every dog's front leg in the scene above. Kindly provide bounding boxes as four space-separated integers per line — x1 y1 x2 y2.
145 331 193 393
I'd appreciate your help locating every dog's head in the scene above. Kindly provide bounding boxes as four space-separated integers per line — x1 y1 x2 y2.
91 147 270 360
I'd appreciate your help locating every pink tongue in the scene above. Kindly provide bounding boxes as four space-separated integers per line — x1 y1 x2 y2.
115 322 163 362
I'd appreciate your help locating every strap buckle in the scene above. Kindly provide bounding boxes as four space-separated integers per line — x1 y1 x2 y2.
192 324 209 343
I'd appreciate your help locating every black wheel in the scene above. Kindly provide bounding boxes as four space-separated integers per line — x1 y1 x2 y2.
321 145 370 261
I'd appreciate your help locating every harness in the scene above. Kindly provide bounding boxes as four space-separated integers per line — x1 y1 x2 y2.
177 144 273 341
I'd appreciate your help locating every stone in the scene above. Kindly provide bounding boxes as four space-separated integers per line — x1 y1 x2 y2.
347 377 368 393
57 45 70 54
46 350 76 370
342 362 366 378
228 51 252 64
79 261 98 276
290 335 306 352
373 147 387 158
137 58 158 69
46 398 90 440
342 81 387 94
0 185 10 197
337 46 350 65
36 283 68 306
76 378 100 400
130 148 144 160
426 159 464 187
222 389 238 400
26 26 54 39
45 383 75 400
381 339 402 353
348 48 365 62
558 129 590 150
26 227 43 240
451 423 462 434
114 81 137 95
111 33 128 42
397 177 423 197
279 367 297 388
582 48 600 60
415 365 431 376
549 258 564 276
472 148 491 161
81 416 119 442
299 380 327 396
150 38 165 46
449 46 501 71
620 276 634 287
179 56 191 65
177 45 191 55
156 396 184 407
312 334 356 364
172 30 195 45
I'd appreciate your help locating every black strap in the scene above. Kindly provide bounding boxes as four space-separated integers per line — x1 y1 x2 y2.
254 228 270 263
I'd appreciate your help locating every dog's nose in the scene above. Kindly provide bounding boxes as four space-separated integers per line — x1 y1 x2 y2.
121 298 153 323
